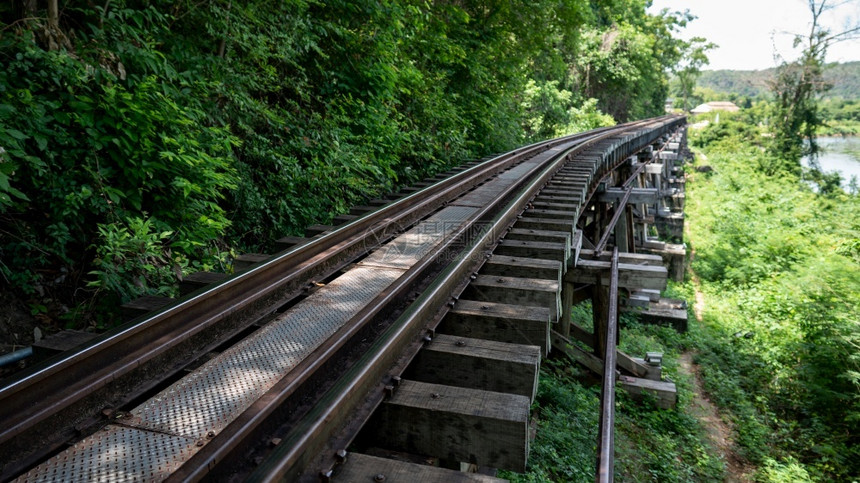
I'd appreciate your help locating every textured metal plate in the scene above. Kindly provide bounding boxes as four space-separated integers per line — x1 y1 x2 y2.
359 206 477 269
22 266 405 481
15 425 196 482
454 159 545 207
452 183 516 208
22 204 483 480
129 265 405 438
495 158 544 180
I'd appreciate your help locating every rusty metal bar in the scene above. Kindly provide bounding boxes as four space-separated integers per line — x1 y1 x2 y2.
596 247 619 483
593 187 632 255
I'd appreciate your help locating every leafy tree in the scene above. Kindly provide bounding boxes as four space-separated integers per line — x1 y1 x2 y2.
0 0 692 326
768 0 860 174
673 37 715 112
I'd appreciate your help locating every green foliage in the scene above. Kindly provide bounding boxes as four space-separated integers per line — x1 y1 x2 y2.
689 113 763 154
506 298 725 482
769 56 825 171
692 61 859 138
88 217 179 301
697 61 860 101
0 0 688 325
672 37 716 112
500 360 601 482
0 28 237 305
685 140 860 479
521 80 616 141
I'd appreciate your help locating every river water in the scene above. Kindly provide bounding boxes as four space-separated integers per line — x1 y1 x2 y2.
803 137 860 189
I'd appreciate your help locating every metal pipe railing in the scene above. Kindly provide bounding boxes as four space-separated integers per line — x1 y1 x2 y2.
596 247 620 483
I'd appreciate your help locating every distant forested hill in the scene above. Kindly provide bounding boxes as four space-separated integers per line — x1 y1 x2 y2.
697 61 860 99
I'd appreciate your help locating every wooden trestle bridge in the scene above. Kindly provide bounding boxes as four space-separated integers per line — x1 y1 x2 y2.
0 115 690 482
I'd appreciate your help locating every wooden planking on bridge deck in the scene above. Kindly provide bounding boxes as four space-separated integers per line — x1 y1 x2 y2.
333 214 358 224
567 322 659 380
494 240 568 264
551 330 605 376
334 453 504 482
305 224 334 237
32 330 98 358
578 249 664 266
178 271 228 295
545 183 586 194
461 275 560 322
532 194 580 205
232 253 271 272
565 259 667 291
410 334 540 401
273 235 309 250
120 295 174 321
373 380 530 472
439 300 550 356
624 297 688 332
537 188 584 198
349 205 377 215
547 177 588 185
514 217 575 237
529 200 580 211
619 376 677 409
504 228 570 245
480 256 561 284
524 208 578 221
597 187 659 204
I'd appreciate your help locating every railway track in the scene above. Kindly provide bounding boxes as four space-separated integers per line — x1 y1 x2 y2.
0 115 685 482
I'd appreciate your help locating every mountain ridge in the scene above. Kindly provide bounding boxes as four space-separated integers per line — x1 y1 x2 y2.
696 61 860 99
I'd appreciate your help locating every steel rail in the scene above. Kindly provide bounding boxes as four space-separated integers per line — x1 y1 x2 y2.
596 247 620 483
2 116 683 480
0 121 644 477
247 118 679 482
0 123 636 478
172 122 656 482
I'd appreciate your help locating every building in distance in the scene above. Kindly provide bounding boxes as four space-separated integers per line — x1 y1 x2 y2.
690 101 741 114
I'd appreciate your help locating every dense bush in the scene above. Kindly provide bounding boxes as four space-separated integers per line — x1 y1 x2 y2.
1 0 688 325
685 127 860 479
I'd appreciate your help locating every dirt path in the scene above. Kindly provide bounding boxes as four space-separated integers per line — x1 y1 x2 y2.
683 249 754 481
678 352 754 482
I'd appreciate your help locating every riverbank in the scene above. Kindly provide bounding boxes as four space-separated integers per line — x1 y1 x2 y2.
803 136 860 190
682 130 859 480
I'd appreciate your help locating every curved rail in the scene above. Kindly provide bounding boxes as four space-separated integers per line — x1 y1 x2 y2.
1 115 684 481
248 116 683 481
0 120 658 478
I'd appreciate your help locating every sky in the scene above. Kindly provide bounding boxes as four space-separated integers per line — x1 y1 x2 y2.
648 0 860 71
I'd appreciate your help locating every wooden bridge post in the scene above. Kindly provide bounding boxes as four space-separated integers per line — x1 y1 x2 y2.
560 281 574 338
615 203 630 253
591 275 612 359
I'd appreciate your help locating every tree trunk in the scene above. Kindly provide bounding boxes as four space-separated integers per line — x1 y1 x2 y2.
47 0 59 30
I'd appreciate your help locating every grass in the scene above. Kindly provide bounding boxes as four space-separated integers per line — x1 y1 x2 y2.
502 125 859 481
500 300 725 482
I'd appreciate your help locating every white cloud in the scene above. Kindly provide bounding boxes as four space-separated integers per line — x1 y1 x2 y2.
648 0 860 70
